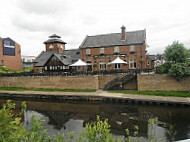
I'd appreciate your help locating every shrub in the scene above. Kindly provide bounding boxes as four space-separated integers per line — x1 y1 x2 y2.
155 62 172 74
169 63 190 81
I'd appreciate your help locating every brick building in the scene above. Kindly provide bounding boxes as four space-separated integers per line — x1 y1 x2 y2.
0 37 22 70
146 54 165 69
79 26 147 71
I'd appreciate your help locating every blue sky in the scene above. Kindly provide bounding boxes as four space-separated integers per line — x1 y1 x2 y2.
0 0 190 56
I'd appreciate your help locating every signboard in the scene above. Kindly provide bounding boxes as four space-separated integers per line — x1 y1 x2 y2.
2 38 15 56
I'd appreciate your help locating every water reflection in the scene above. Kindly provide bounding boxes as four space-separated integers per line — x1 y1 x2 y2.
0 99 189 141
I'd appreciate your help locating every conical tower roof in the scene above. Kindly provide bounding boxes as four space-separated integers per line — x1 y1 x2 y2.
44 34 67 44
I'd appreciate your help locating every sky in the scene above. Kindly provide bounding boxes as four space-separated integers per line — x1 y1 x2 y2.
0 0 190 57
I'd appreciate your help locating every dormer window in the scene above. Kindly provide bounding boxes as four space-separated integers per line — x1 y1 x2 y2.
100 48 104 54
60 45 63 49
114 46 119 53
86 49 91 55
130 45 135 53
49 45 54 49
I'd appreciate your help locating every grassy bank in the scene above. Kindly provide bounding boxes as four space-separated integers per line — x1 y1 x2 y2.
108 90 190 97
0 87 96 92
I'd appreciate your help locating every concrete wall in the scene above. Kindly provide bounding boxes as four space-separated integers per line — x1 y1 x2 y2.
0 74 124 90
138 74 190 91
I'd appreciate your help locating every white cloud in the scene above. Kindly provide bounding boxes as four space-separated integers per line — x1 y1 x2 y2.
0 0 190 56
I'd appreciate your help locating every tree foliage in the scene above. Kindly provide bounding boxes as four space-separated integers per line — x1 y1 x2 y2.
164 41 188 63
168 63 190 81
155 62 172 74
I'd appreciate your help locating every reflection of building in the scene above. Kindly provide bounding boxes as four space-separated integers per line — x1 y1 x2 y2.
33 34 79 73
79 26 147 71
0 37 22 70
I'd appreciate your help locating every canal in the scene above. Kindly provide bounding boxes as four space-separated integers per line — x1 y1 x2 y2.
0 99 189 141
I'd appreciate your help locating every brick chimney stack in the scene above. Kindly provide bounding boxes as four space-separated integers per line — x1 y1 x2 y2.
121 25 126 40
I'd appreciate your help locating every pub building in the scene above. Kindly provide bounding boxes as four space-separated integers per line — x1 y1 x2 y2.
33 34 79 73
34 26 148 73
79 26 147 71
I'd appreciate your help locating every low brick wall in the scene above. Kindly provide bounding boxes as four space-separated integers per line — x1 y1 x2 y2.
0 76 97 90
137 74 190 91
0 75 124 90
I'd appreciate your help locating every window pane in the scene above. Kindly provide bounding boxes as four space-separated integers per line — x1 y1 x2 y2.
130 45 135 52
100 48 104 54
114 46 119 53
86 49 90 55
99 61 106 70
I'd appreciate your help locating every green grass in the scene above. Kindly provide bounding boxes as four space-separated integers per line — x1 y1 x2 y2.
108 90 190 97
0 87 96 92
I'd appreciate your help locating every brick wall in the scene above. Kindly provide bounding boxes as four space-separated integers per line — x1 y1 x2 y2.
0 75 127 90
137 74 190 91
0 76 98 90
2 74 188 91
80 44 147 71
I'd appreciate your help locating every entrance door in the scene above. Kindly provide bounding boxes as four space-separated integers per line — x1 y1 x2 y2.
87 61 92 71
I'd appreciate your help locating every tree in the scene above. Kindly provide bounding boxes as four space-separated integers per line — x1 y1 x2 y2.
164 41 188 63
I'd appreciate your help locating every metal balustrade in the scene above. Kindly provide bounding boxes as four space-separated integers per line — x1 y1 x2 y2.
0 68 153 77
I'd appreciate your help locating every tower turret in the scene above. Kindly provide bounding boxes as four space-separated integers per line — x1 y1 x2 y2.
44 34 67 54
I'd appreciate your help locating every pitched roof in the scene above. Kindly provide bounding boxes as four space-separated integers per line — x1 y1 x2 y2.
34 49 80 67
147 55 157 61
34 51 55 67
53 54 72 65
62 49 80 63
79 30 146 49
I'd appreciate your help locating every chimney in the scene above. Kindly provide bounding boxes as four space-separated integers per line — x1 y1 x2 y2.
121 25 126 40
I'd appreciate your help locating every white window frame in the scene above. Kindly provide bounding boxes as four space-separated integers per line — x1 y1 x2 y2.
50 66 52 70
114 63 121 69
130 45 135 52
129 59 137 69
100 48 104 54
114 46 119 53
99 61 106 70
86 49 91 55
44 66 47 70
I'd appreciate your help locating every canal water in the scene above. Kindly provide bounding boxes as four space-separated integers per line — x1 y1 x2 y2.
0 99 189 141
